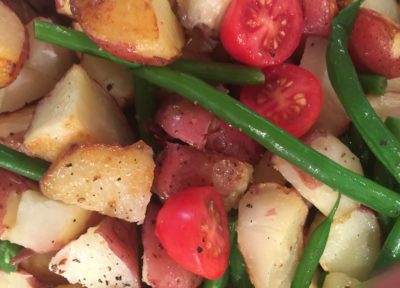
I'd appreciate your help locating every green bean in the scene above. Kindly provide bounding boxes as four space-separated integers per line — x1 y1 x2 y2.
386 117 400 140
0 240 22 273
291 194 341 288
372 117 400 273
373 217 400 273
33 21 264 85
133 77 157 148
327 0 400 184
169 59 264 85
358 73 387 96
201 274 229 288
132 66 400 217
0 144 49 181
228 214 253 288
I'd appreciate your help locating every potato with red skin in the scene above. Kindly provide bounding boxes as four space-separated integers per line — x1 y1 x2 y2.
142 202 203 288
0 2 28 88
303 0 338 37
349 8 400 78
153 143 253 209
70 0 185 65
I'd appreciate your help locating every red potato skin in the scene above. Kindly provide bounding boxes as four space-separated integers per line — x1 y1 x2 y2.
95 218 140 284
153 143 251 200
0 169 36 235
156 96 214 150
349 8 400 78
303 0 338 37
142 202 203 288
156 96 263 164
206 118 264 165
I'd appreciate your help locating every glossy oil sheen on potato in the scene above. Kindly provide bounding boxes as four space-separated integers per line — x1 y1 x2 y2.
71 0 185 65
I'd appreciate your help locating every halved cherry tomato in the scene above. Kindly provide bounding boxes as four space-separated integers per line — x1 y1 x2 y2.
240 64 323 138
155 186 229 280
220 0 304 67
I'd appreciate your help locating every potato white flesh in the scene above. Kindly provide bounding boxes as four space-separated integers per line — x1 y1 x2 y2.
0 105 35 152
56 285 82 288
363 0 400 24
238 183 308 288
40 141 154 223
23 65 133 162
323 272 360 288
0 18 75 113
71 0 185 65
176 0 231 36
50 218 140 288
387 77 400 92
369 92 400 121
273 132 362 218
55 0 73 18
81 54 134 107
0 2 27 88
20 251 68 286
320 208 381 280
0 189 96 253
0 271 44 288
300 37 350 136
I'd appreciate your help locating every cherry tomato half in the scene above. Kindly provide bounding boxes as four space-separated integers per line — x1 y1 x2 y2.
220 0 304 67
155 186 229 280
240 64 323 138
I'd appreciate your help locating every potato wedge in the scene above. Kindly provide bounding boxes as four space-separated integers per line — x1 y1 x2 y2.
320 208 381 280
238 183 308 288
0 19 75 114
323 272 360 288
81 54 134 107
0 2 28 88
273 132 362 218
369 92 400 121
50 218 140 288
40 141 154 223
177 0 231 36
0 270 44 288
70 0 185 65
23 65 133 162
0 189 98 253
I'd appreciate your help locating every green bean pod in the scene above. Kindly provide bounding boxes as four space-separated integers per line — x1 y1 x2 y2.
201 274 229 288
358 73 387 96
0 144 49 181
228 215 253 288
327 0 400 184
133 77 157 148
33 21 264 85
291 194 341 288
132 66 400 217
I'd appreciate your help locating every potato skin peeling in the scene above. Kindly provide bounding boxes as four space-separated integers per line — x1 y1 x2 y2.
40 141 155 223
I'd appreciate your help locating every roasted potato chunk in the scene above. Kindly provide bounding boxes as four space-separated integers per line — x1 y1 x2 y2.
23 65 133 162
40 142 155 223
71 0 185 65
0 2 28 88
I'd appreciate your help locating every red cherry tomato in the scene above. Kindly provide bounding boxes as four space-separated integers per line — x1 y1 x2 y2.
155 186 229 280
220 0 304 67
240 64 323 138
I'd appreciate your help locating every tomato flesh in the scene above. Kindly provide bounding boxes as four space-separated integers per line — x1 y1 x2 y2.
155 186 229 280
220 0 304 67
240 64 323 138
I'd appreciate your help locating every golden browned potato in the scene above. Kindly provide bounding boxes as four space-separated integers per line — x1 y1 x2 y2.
40 141 155 223
23 65 134 162
0 2 28 88
70 0 185 65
